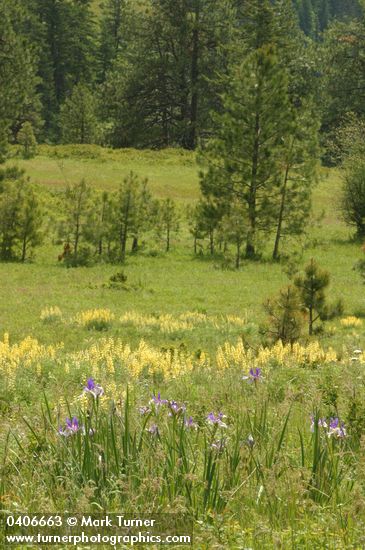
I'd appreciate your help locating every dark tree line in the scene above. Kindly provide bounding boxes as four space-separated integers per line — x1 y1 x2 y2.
0 0 363 152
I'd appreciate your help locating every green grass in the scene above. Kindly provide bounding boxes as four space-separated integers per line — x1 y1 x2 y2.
1 146 364 352
2 146 365 547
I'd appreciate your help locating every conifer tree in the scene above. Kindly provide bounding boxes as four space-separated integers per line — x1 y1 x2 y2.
98 0 128 80
157 198 180 252
264 285 304 344
272 104 319 260
17 122 38 159
294 259 330 335
199 43 292 258
60 84 98 144
62 179 93 259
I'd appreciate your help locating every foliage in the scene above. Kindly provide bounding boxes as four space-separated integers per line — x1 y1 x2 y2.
0 171 43 261
17 121 37 159
263 285 304 344
294 259 330 335
60 84 98 145
341 160 365 238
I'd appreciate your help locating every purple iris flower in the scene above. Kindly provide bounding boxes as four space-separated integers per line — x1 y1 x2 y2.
168 400 186 417
147 423 159 436
150 392 168 408
184 416 198 430
310 415 328 432
206 412 227 429
139 406 152 416
328 417 347 439
242 368 262 383
211 438 226 452
58 416 81 437
84 378 104 398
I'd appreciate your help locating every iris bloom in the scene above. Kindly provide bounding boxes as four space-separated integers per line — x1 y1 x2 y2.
242 368 262 383
247 434 255 448
150 392 168 408
147 423 159 436
184 416 198 430
84 378 104 398
168 400 186 417
58 417 81 437
139 406 151 416
206 412 227 429
310 415 328 432
328 417 347 439
211 438 226 452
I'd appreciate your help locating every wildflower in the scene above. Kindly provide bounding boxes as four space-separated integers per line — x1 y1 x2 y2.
310 415 327 432
247 434 255 448
139 406 152 416
150 392 168 408
84 378 104 398
58 417 81 437
147 423 159 436
328 417 347 439
211 438 226 452
184 416 198 430
206 412 227 429
242 367 262 383
168 400 186 417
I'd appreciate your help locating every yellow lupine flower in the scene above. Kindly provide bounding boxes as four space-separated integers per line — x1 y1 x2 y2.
340 316 363 328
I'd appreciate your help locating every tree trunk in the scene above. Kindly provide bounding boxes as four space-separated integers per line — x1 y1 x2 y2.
131 236 138 252
273 163 290 261
236 241 241 269
21 235 27 262
166 226 170 252
209 229 214 255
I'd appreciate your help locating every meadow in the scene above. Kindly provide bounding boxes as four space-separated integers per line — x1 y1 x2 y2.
1 146 365 548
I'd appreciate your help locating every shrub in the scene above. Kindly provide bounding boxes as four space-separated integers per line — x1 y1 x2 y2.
40 306 63 323
17 122 37 159
294 259 330 336
263 285 304 344
75 309 115 331
340 316 362 328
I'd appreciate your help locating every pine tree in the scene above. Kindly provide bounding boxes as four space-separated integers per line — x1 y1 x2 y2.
157 198 180 252
32 0 96 138
17 122 38 159
17 182 43 261
98 0 128 80
294 259 330 335
112 172 151 262
60 84 98 144
0 0 40 157
0 174 43 261
62 179 93 259
199 43 292 258
101 0 234 148
264 285 304 344
272 103 319 260
220 200 248 269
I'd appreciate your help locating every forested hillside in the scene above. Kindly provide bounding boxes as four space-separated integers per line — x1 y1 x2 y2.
0 0 364 151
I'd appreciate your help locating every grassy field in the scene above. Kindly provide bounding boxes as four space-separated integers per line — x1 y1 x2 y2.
1 146 364 351
2 146 365 548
